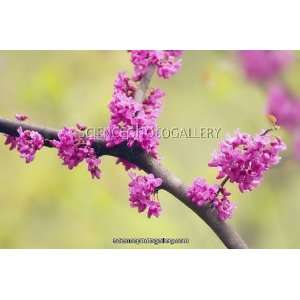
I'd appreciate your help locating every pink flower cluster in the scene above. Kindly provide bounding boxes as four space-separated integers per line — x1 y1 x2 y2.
214 197 235 222
128 173 162 218
267 85 300 132
129 50 183 81
5 127 44 163
52 127 101 179
105 73 164 159
188 129 286 220
239 51 293 82
208 130 286 192
107 52 182 216
266 85 300 160
187 177 218 206
4 114 44 163
187 177 234 221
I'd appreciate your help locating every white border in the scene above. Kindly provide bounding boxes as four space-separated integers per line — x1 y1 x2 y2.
0 250 298 299
0 0 299 49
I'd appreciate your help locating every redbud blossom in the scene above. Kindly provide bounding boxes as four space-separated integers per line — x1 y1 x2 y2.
4 127 44 163
187 177 235 221
128 173 162 218
129 50 183 81
208 130 286 192
52 127 101 179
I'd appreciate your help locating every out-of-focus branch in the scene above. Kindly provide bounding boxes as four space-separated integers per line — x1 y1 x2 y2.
0 117 248 249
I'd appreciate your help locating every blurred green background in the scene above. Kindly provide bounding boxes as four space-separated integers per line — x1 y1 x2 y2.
0 51 299 248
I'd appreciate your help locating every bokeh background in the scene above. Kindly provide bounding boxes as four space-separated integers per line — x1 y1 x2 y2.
0 51 299 248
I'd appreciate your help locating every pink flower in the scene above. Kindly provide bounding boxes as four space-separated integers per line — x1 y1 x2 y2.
187 177 234 221
129 50 183 81
4 135 17 150
208 130 286 192
86 156 101 179
214 197 235 221
266 85 300 132
239 50 293 82
114 72 136 97
187 177 218 206
52 127 101 179
52 127 83 169
143 88 165 120
15 114 28 122
147 201 161 218
105 73 164 159
128 173 162 218
156 51 182 79
4 127 44 163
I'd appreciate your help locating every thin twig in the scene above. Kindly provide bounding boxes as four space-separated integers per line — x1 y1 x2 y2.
134 65 156 103
215 176 230 198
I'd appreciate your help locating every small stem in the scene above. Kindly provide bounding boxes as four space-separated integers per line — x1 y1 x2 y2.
214 176 230 199
220 176 229 188
261 128 274 136
261 125 279 136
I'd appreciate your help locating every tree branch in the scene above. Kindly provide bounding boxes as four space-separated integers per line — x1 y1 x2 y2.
0 117 248 249
134 65 156 102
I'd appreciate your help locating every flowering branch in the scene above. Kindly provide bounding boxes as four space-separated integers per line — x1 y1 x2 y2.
1 51 287 249
0 117 248 248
